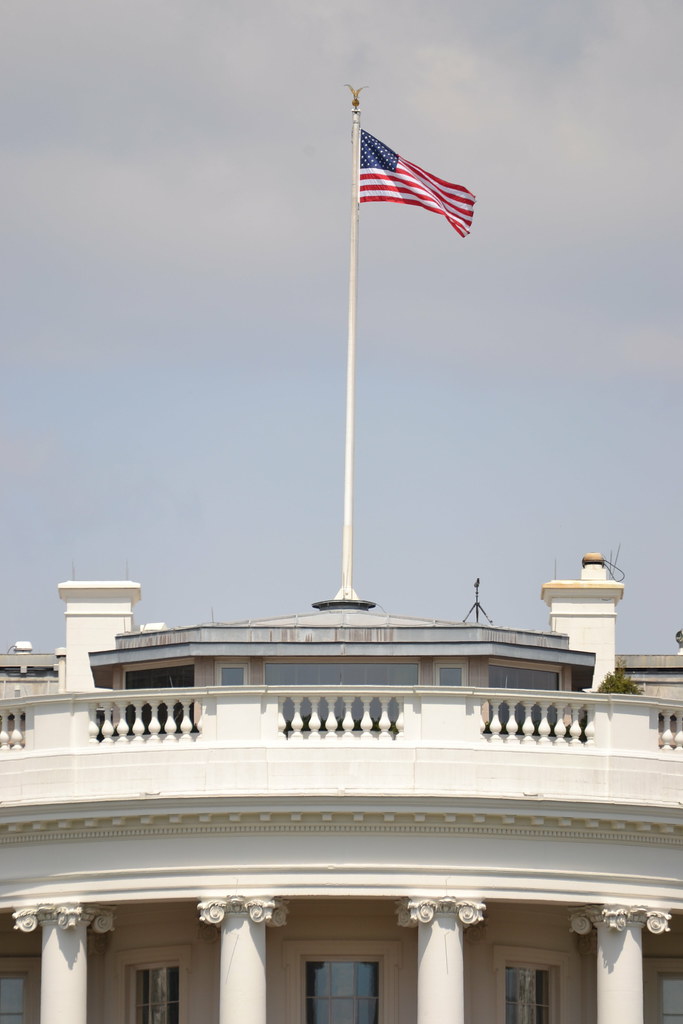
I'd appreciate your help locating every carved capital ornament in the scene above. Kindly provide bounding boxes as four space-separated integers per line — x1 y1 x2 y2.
13 904 115 934
396 898 486 929
198 897 288 928
570 905 671 936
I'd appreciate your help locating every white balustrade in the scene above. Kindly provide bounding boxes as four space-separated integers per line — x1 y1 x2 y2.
0 689 678 756
277 691 403 742
88 696 202 745
659 708 683 751
0 706 25 751
480 693 594 746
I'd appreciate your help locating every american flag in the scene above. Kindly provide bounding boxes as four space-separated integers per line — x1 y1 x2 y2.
359 130 475 237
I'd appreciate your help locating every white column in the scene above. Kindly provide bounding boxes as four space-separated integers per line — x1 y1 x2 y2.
198 896 288 1024
13 904 114 1024
398 898 485 1024
571 905 671 1024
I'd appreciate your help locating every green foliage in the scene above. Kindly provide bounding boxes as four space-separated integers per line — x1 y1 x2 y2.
598 660 642 695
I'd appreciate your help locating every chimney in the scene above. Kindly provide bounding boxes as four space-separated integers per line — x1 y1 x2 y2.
58 581 141 691
541 554 624 689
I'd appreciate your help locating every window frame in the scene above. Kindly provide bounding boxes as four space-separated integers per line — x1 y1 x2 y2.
115 945 191 1024
488 659 563 691
493 946 568 1024
434 660 468 687
214 661 249 687
644 958 683 1024
282 940 401 1024
263 660 419 688
123 660 195 691
0 960 39 1024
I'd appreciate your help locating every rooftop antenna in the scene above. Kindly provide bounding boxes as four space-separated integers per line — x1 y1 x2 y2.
605 544 625 583
464 578 493 625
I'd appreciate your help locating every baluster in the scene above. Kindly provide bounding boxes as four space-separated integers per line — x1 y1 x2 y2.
378 698 392 742
360 698 373 741
569 706 583 745
341 697 356 740
553 703 567 742
668 712 678 751
88 708 101 744
131 703 145 743
394 702 404 739
674 714 683 751
480 700 488 737
489 701 503 742
289 697 304 742
162 700 178 741
325 704 339 740
510 702 524 740
192 702 203 737
277 704 288 740
537 701 552 744
583 705 595 746
100 705 115 745
308 699 322 741
9 713 23 750
147 702 162 743
178 703 193 743
521 702 535 742
661 711 674 750
114 702 130 742
0 715 9 751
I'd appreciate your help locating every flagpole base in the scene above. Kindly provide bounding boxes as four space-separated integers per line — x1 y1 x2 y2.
312 597 377 611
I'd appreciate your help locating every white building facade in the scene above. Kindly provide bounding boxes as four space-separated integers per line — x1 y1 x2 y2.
1 555 683 1024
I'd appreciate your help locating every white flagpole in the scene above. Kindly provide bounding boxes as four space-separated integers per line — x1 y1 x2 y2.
335 89 362 601
313 86 374 611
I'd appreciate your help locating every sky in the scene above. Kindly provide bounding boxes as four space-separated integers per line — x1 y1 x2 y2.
1 0 682 655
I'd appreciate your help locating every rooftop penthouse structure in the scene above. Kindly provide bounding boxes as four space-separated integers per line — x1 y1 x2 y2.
1 554 683 1024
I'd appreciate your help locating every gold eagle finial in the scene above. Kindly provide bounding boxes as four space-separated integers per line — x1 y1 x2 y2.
345 84 367 108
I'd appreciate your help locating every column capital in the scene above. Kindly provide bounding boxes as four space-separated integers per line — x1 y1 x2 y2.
13 904 115 934
570 904 671 935
396 898 486 929
198 897 288 928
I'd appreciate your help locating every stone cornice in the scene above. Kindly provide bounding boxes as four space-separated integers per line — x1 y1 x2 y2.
570 905 671 935
198 897 288 927
0 807 682 850
13 904 115 933
396 898 486 928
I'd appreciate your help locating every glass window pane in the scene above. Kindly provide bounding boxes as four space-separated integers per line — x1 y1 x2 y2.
356 963 378 997
662 977 683 1012
0 979 23 1013
166 967 179 1003
150 968 166 1004
265 663 418 686
505 967 549 1024
358 1001 379 1024
439 667 462 686
221 667 244 686
307 963 330 998
136 970 149 1005
306 998 328 1024
330 998 354 1024
490 665 559 690
330 962 354 996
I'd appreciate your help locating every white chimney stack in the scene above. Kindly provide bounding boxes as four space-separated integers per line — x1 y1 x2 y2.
58 581 141 691
541 554 624 689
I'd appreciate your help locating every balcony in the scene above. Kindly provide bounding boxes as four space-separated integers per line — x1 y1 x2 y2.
0 687 680 817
